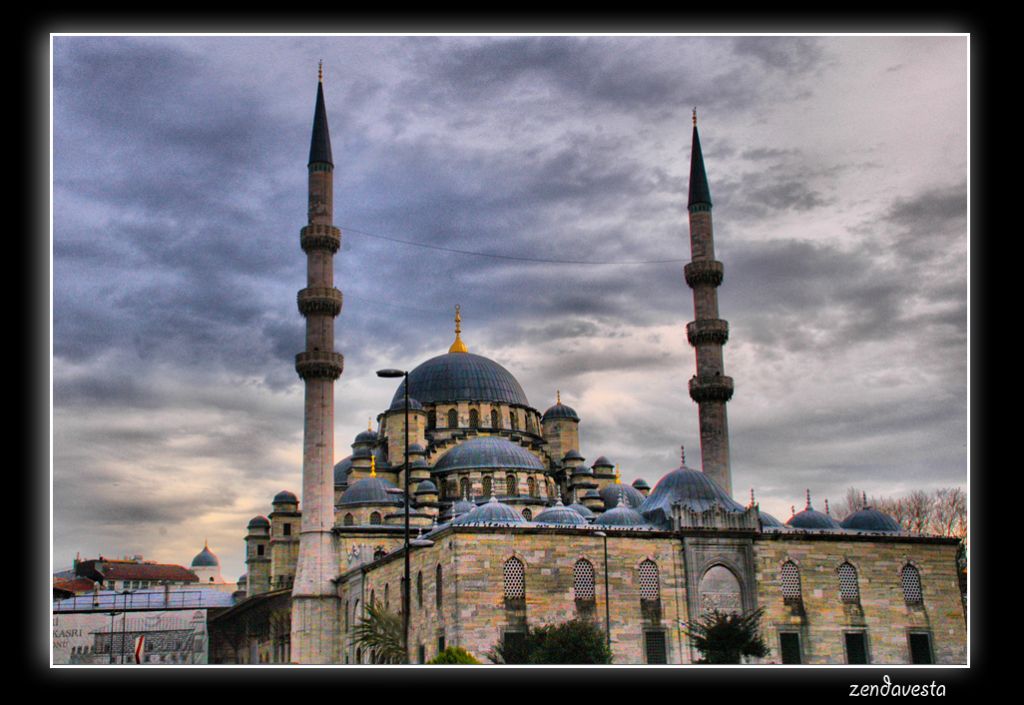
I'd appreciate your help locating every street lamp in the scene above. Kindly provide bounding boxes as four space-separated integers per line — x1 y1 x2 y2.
593 531 612 656
376 367 410 664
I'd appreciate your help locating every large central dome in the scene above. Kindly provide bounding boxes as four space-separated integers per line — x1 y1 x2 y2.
391 352 530 407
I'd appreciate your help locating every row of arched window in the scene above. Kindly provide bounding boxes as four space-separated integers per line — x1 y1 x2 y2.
501 556 661 603
427 407 538 433
442 474 547 500
779 560 924 605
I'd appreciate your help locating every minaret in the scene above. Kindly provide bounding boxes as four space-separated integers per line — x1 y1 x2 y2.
291 62 344 664
684 109 734 497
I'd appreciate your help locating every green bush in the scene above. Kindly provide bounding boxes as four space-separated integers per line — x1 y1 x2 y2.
683 608 769 664
488 619 612 664
426 646 481 664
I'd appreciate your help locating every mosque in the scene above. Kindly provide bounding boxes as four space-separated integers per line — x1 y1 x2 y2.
206 69 967 666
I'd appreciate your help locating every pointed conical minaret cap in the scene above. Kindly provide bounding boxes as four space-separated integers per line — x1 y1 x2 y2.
309 62 333 166
687 107 712 209
449 305 468 353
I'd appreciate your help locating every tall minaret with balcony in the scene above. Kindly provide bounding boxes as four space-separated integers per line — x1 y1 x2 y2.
684 110 734 497
291 63 344 664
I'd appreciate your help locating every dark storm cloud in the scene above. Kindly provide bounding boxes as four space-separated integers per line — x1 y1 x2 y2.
732 36 826 73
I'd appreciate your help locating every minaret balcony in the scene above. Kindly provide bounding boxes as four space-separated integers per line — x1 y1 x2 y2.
686 319 729 346
688 374 734 403
297 287 343 317
295 351 345 380
300 224 341 253
684 260 724 288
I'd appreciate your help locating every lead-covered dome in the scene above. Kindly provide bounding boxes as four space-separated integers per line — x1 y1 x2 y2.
391 352 530 407
840 506 900 533
191 542 219 567
594 504 649 527
600 483 645 510
786 494 841 530
433 437 545 473
451 496 527 525
534 499 588 525
339 476 403 506
638 464 745 529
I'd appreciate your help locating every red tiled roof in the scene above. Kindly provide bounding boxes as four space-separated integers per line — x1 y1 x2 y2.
98 563 198 582
53 577 96 594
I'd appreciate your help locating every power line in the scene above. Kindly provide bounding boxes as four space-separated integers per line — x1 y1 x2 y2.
339 224 686 265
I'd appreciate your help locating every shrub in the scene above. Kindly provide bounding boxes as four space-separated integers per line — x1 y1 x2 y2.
427 646 481 664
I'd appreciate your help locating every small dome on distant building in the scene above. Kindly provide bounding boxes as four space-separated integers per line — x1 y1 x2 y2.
191 541 219 568
354 427 378 444
758 510 785 528
339 476 403 506
572 465 594 476
451 496 527 525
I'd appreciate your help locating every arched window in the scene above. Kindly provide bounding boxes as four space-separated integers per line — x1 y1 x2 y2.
369 511 382 525
573 559 596 601
510 411 519 431
343 513 354 526
506 474 517 496
780 561 802 602
638 559 660 602
482 475 492 498
491 409 500 429
698 565 742 615
504 557 525 600
417 570 423 608
527 477 537 497
460 477 471 499
447 408 458 429
427 410 436 429
522 508 532 521
436 564 443 609
837 562 860 604
901 563 923 605
446 479 457 500
469 408 480 428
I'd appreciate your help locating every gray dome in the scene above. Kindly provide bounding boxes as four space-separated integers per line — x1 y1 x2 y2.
273 490 297 504
415 479 438 494
247 515 270 529
451 496 527 525
599 483 645 510
354 428 378 444
591 456 614 469
534 500 588 525
392 352 530 407
572 465 594 476
563 449 585 462
631 478 650 490
191 543 219 567
787 506 841 530
542 401 579 422
594 504 649 527
334 456 353 486
389 396 424 411
433 437 545 473
567 502 595 519
758 510 784 528
445 498 477 519
840 507 900 533
339 476 403 506
638 465 745 530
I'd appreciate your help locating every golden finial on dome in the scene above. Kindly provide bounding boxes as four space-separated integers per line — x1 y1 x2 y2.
449 304 468 353
615 465 621 484
370 454 377 478
368 418 373 432
556 390 561 404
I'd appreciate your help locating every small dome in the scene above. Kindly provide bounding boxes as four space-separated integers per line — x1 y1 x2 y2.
840 506 900 533
354 428 378 444
582 489 602 500
334 456 353 486
599 484 645 510
408 443 426 454
247 515 270 529
433 437 545 473
534 500 589 526
393 352 530 407
237 573 247 585
445 498 477 520
591 456 614 469
339 476 403 506
191 542 219 568
594 504 649 528
273 490 297 505
542 401 579 422
631 478 650 490
567 502 596 519
451 496 527 525
562 449 585 462
638 464 745 530
572 465 593 476
415 479 438 494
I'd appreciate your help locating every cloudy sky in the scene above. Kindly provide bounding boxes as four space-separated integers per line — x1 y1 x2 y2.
52 34 968 581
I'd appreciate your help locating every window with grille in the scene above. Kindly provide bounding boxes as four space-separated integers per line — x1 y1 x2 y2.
837 562 860 603
469 408 479 428
901 564 923 605
644 630 667 664
491 409 500 428
638 560 660 602
780 561 802 601
506 475 517 496
447 408 458 428
573 559 596 601
504 557 525 600
436 564 443 608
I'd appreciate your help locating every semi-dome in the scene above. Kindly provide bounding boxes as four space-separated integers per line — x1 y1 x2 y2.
273 490 297 504
599 483 646 510
339 476 403 506
534 500 588 526
451 496 527 525
594 504 649 528
191 542 219 567
433 437 545 473
638 464 745 530
840 506 900 533
391 352 530 407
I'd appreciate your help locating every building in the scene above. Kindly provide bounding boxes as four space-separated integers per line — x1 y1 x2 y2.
208 70 967 666
70 555 200 592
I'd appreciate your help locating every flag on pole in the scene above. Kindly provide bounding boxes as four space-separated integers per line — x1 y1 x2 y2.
133 634 145 664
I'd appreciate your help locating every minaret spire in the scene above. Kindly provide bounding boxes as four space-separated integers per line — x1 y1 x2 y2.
292 68 344 664
683 113 734 497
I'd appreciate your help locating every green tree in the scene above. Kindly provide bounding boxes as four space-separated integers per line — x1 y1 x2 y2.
351 599 405 664
488 619 612 664
427 646 481 664
684 608 769 664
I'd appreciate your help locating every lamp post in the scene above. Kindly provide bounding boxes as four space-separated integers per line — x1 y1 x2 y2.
118 589 133 664
376 367 410 664
593 531 611 657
